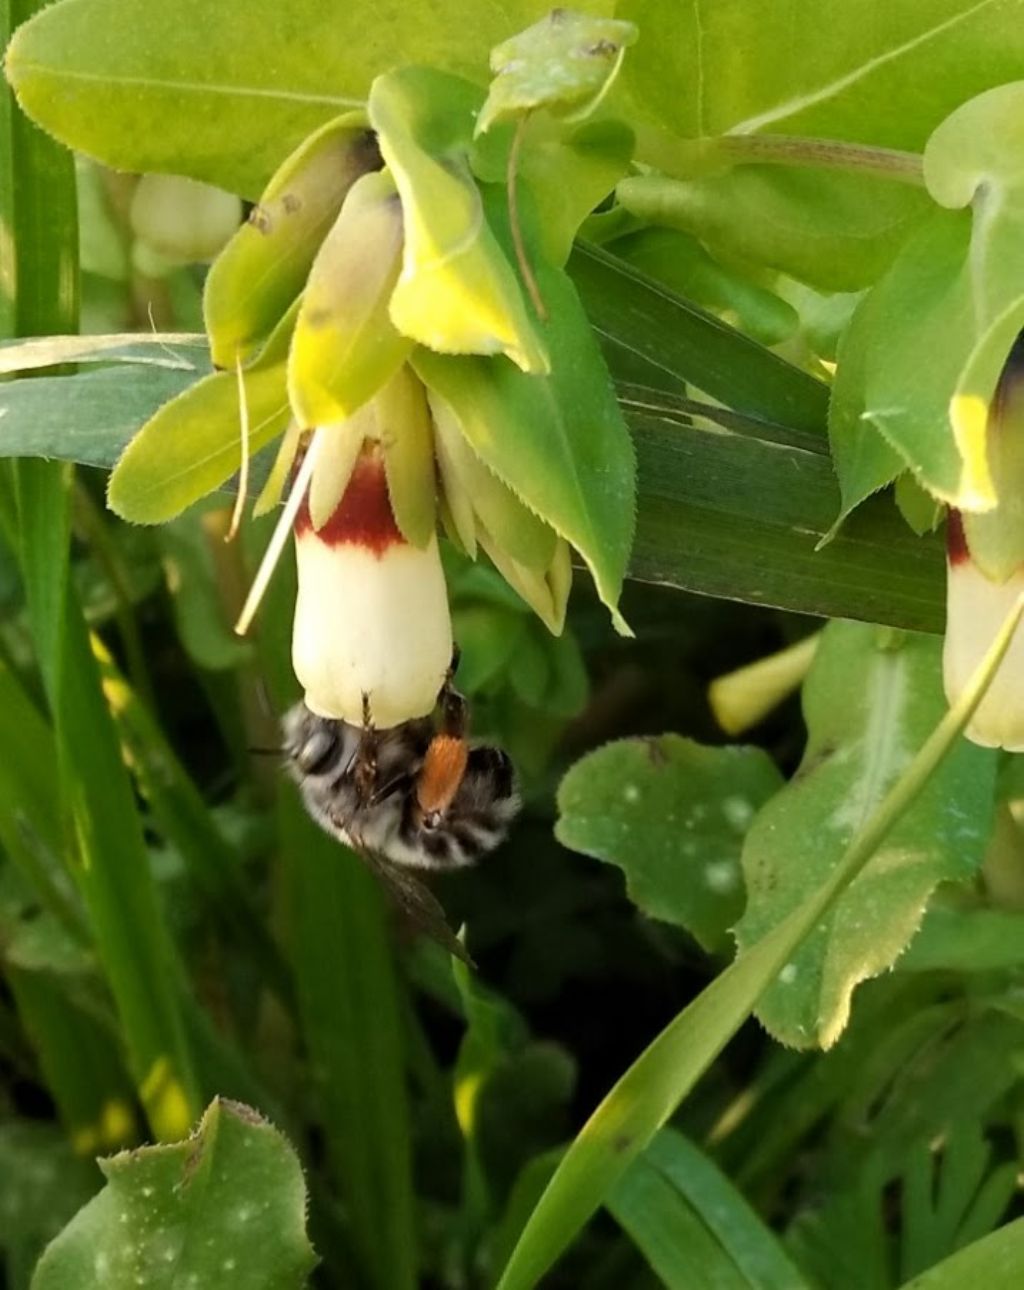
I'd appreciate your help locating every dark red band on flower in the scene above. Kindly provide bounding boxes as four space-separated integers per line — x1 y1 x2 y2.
295 451 404 555
947 508 970 566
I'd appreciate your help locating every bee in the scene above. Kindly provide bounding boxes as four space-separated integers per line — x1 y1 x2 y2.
281 668 519 959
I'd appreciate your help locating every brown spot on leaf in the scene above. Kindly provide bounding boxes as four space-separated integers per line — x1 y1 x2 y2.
248 204 272 235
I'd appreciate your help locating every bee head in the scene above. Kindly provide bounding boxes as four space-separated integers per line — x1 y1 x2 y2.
282 704 342 776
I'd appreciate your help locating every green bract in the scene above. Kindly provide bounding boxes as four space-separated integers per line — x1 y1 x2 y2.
204 113 379 368
830 83 1024 526
368 67 549 373
475 9 638 136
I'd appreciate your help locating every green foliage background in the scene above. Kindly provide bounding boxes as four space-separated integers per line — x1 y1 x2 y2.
2 2 1024 1288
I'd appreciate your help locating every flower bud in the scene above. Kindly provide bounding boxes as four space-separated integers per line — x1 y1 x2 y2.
292 443 452 728
130 174 242 264
943 511 1024 751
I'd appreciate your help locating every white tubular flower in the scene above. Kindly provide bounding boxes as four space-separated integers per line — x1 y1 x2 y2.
943 511 1024 751
291 441 452 729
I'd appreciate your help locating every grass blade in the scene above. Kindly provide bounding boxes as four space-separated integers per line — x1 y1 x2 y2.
3 5 200 1138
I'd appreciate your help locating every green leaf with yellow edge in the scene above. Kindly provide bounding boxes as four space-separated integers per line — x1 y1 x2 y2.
204 113 378 368
414 261 635 632
476 9 637 136
850 85 1024 514
4 0 593 198
430 387 556 571
32 1098 317 1290
288 169 411 428
107 303 295 524
963 339 1024 580
617 169 930 294
826 270 905 532
368 66 548 373
734 621 996 1049
472 116 635 266
557 735 783 952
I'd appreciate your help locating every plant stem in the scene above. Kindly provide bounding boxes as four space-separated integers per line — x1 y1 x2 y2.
633 122 925 187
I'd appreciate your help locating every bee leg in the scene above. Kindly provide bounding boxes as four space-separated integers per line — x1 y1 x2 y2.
438 683 468 739
353 692 379 805
367 768 415 807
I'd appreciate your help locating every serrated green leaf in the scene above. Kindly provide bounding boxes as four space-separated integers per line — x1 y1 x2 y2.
557 735 783 950
430 387 556 571
735 622 997 1049
204 113 378 368
288 168 411 426
369 66 547 372
414 260 635 630
4 0 583 197
477 10 637 135
107 304 295 524
852 87 1024 515
32 1099 317 1289
827 274 907 531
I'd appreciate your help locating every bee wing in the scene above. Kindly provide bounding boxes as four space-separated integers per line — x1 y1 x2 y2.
357 845 473 966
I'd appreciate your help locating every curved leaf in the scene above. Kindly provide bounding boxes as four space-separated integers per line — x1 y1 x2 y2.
617 0 1024 151
557 734 782 951
4 0 588 196
734 621 997 1049
107 305 295 523
413 260 635 631
32 1099 317 1289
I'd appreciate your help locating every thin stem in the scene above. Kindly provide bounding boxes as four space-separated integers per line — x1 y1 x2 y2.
632 122 926 187
718 132 925 185
235 431 321 637
225 354 251 542
507 113 548 322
